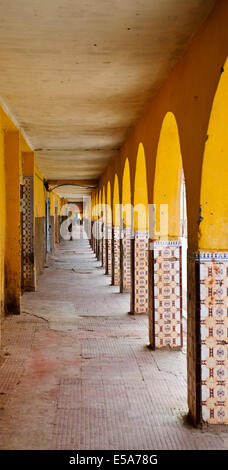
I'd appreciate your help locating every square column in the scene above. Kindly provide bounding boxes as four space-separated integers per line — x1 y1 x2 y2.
131 232 149 314
4 131 21 314
22 152 36 292
120 228 132 293
98 221 103 262
112 226 120 286
188 250 228 426
149 239 183 349
22 176 35 291
0 121 4 327
103 224 107 271
92 219 97 255
95 220 100 259
105 224 112 276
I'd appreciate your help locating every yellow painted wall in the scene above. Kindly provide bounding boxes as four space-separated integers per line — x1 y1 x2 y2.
102 185 106 223
0 105 64 346
91 191 96 220
122 158 131 229
134 143 148 232
4 130 21 314
50 191 56 217
22 151 34 176
53 192 61 221
0 109 34 320
98 190 102 218
98 0 228 251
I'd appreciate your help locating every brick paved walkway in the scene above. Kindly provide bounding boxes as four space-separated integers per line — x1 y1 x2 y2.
0 237 227 449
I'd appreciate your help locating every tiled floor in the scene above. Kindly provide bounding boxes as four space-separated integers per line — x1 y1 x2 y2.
0 236 227 449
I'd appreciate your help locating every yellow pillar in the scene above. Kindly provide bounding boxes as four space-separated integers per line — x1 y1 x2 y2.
23 150 34 176
4 131 21 314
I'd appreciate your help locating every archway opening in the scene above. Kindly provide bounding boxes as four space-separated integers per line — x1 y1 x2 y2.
106 181 112 276
199 60 228 251
134 143 148 232
195 59 228 425
152 111 187 381
121 158 132 297
122 158 132 230
101 185 106 267
132 143 149 315
112 174 121 287
113 173 120 228
106 181 112 227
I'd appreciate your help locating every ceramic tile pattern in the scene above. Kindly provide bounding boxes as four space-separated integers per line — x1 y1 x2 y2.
22 176 35 290
99 223 103 263
102 224 107 271
134 233 149 314
122 229 132 293
113 226 120 286
153 240 183 349
200 252 228 424
187 251 199 424
106 224 112 276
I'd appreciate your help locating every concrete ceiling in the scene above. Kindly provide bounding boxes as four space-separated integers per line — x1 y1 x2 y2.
51 185 93 202
53 186 91 202
0 0 215 200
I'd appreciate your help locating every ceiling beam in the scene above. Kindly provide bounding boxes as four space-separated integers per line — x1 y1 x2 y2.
47 179 98 188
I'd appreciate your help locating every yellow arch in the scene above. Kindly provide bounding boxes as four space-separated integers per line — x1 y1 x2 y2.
113 174 120 226
153 112 182 238
91 191 96 220
94 192 99 219
106 181 112 225
98 189 102 217
134 143 148 231
102 185 106 223
122 158 132 229
199 59 228 251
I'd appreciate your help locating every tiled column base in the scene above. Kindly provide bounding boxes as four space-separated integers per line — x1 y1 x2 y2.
131 233 149 314
22 176 35 291
90 221 94 250
94 221 99 259
120 228 133 293
106 224 112 276
112 226 120 286
95 237 99 259
188 250 228 426
92 221 96 252
97 221 102 261
149 239 183 349
100 223 104 265
103 224 107 271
